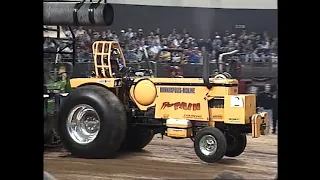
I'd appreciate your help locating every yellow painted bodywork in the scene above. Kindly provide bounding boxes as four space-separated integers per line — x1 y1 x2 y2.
129 77 258 125
251 112 268 138
224 95 256 124
70 78 121 88
167 128 192 138
166 119 193 138
132 79 157 106
130 78 210 121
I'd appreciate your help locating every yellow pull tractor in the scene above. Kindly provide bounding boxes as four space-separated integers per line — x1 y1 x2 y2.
57 41 268 163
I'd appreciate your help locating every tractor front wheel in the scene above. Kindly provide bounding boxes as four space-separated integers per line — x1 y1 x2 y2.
57 85 127 158
225 133 247 157
194 127 227 163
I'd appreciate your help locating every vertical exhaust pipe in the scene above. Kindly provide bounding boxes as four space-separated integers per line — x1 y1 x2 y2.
218 50 239 73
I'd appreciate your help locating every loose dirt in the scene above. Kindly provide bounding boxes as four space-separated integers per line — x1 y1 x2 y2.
44 134 277 180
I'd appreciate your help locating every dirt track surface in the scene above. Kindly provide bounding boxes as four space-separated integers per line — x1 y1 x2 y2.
44 134 277 180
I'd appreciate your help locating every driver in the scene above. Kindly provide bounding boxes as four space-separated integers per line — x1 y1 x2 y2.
110 48 121 74
98 48 121 77
110 48 130 76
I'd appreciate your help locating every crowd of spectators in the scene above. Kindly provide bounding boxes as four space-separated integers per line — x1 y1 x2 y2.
44 26 278 64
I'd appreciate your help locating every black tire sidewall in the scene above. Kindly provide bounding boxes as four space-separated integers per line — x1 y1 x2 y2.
225 133 247 157
194 127 227 163
120 129 154 151
58 86 127 158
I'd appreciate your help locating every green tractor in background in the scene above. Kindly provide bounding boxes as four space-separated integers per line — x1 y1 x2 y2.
43 26 74 145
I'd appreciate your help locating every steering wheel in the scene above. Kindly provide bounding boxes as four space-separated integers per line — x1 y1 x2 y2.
214 74 227 79
214 72 232 79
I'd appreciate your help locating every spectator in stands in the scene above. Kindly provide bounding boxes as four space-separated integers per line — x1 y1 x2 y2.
125 28 134 39
58 26 277 65
150 36 162 54
137 29 144 39
100 31 110 41
171 35 180 48
186 49 200 64
180 33 190 49
222 30 230 46
248 86 258 94
112 31 119 41
44 39 55 51
155 27 161 36
64 28 72 39
243 39 254 63
75 26 86 37
87 28 93 37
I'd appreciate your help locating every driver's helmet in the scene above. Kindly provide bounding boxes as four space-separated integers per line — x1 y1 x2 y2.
111 48 119 56
110 47 124 70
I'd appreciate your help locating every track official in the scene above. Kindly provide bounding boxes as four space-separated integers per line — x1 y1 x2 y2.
257 84 274 134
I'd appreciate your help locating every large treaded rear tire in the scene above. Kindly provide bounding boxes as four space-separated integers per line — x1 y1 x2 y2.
120 128 154 151
57 85 127 158
225 133 247 157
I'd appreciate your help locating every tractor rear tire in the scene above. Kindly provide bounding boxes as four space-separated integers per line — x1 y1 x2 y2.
225 133 247 157
57 85 127 158
194 127 227 163
44 119 53 144
120 129 154 151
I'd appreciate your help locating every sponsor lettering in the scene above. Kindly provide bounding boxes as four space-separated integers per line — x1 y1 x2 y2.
184 114 203 119
159 87 195 94
228 118 240 121
98 79 111 83
212 115 223 119
161 102 201 111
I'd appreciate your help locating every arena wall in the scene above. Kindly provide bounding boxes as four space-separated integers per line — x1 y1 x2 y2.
108 6 277 38
64 0 278 38
108 0 277 9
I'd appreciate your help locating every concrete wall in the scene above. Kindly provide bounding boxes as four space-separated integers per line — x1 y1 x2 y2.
88 0 277 9
64 0 277 38
102 4 277 38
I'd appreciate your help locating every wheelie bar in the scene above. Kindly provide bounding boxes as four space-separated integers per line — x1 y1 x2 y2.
251 112 268 138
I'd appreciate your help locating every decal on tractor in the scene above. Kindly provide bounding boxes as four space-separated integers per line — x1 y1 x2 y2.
161 102 201 111
228 118 240 122
184 114 203 119
212 115 223 119
98 79 111 83
160 87 195 94
230 96 244 107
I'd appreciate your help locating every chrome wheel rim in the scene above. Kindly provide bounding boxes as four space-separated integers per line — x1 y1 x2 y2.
66 104 100 145
199 135 218 156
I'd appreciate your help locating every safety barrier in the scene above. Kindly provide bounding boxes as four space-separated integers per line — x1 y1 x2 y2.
44 61 276 79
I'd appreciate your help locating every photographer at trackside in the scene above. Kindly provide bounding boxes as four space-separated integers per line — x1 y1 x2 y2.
257 84 274 134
